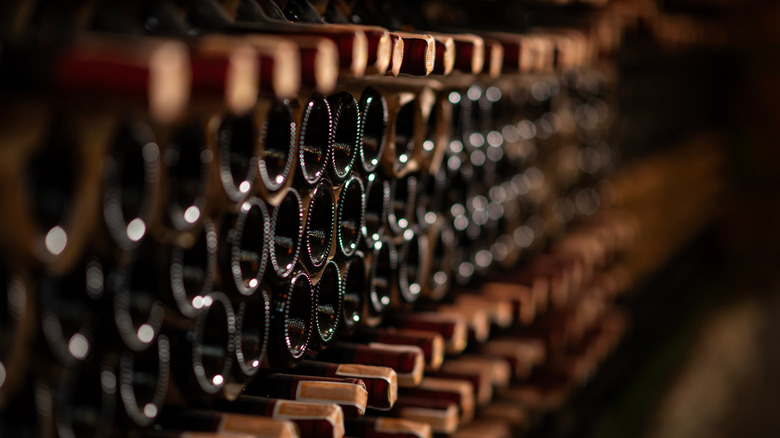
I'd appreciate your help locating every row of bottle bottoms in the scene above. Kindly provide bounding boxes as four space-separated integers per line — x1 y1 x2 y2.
1 206 633 437
1 59 618 438
0 101 611 370
1 68 614 277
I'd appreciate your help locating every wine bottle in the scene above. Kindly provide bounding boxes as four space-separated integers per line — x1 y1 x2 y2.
315 342 424 388
188 35 260 115
462 83 489 176
309 260 342 352
218 198 270 298
325 23 393 75
357 88 388 174
441 106 470 185
429 35 455 75
480 339 545 379
426 370 484 405
388 101 421 177
118 336 171 427
199 0 372 78
387 174 417 236
296 94 332 188
243 373 368 418
16 114 101 272
351 328 444 371
478 282 536 326
111 238 167 352
276 0 394 75
282 360 397 410
225 287 271 400
389 32 436 77
345 416 431 438
102 119 161 250
338 250 366 337
168 292 236 401
262 271 313 368
267 188 304 279
442 356 511 390
256 100 297 202
420 219 454 302
449 204 479 287
161 120 213 235
464 198 494 279
384 33 406 77
155 408 299 438
400 377 474 423
54 36 191 123
448 33 486 75
386 312 467 355
502 254 571 311
365 235 397 325
327 92 360 187
300 179 335 275
386 395 458 435
452 292 514 329
335 174 365 259
414 303 490 344
234 34 300 99
474 32 526 74
362 175 390 248
482 38 504 78
414 170 444 232
170 219 218 318
294 36 339 94
36 255 100 365
217 111 258 204
397 226 427 304
420 94 448 176
211 395 343 438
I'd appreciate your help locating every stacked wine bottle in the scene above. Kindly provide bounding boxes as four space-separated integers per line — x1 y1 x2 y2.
0 0 656 437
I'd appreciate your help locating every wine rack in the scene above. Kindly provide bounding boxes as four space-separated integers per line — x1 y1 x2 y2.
0 1 729 437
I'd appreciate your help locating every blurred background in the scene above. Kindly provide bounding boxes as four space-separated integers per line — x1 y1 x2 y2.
545 1 780 436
